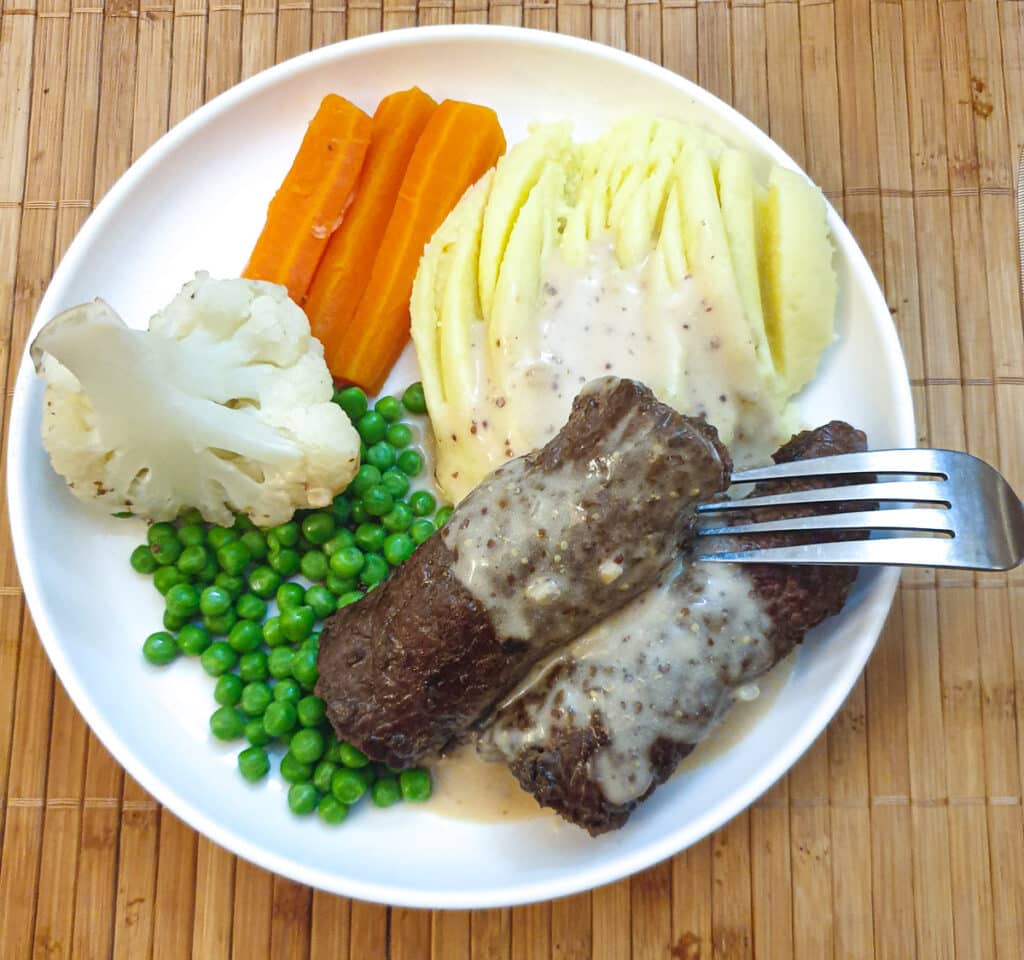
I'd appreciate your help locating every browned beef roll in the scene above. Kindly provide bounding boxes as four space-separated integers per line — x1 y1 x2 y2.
478 421 866 835
315 377 733 769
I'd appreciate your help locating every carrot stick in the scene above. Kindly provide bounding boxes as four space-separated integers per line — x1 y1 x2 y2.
243 94 372 304
306 87 438 359
327 100 507 392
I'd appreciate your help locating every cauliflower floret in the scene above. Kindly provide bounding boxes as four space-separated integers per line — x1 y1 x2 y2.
31 272 360 528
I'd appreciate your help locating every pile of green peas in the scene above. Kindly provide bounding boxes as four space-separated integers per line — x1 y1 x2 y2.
132 383 444 824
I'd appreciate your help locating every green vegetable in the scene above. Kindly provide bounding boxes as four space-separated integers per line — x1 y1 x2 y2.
354 523 386 553
313 760 339 793
330 494 353 525
302 512 336 545
130 545 160 575
207 527 238 550
153 566 187 595
238 745 271 781
165 583 200 618
280 606 315 643
248 565 281 599
300 550 329 582
215 572 246 599
203 609 237 636
381 468 411 499
382 502 413 532
297 695 326 727
163 610 190 632
330 545 365 578
280 751 313 784
263 700 298 737
262 616 284 647
267 648 294 679
142 631 178 666
210 706 246 740
176 544 209 575
228 620 263 654
178 524 206 547
361 485 394 518
199 585 232 617
214 673 244 707
356 411 387 444
317 794 349 825
276 582 306 610
245 717 272 747
385 423 412 449
336 386 368 421
240 681 274 716
338 742 370 769
217 541 251 576
408 491 436 517
399 768 432 802
147 522 177 545
323 529 354 556
435 506 453 528
177 624 211 656
350 502 370 525
409 519 435 545
336 590 364 608
366 441 395 471
401 382 427 414
325 573 357 596
200 642 237 677
304 585 336 620
268 547 300 577
291 648 319 690
270 521 299 548
331 767 368 804
397 449 423 477
383 533 415 567
371 777 401 808
374 395 403 423
238 651 269 683
290 728 325 764
288 782 319 814
273 678 302 704
236 592 268 622
149 536 182 566
239 530 268 561
359 553 388 587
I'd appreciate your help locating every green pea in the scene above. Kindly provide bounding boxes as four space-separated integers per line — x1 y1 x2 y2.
130 544 160 575
267 648 294 679
297 695 327 728
300 551 329 583
240 681 273 716
329 546 364 578
276 582 306 610
178 624 211 656
203 609 237 637
326 492 350 524
244 717 272 747
297 536 316 555
210 706 246 741
350 502 370 525
322 530 355 556
410 519 435 545
362 485 394 518
178 508 205 525
354 523 386 553
291 648 319 690
215 572 246 600
165 583 200 619
290 728 325 765
336 386 368 421
312 760 339 793
163 609 190 632
142 631 178 666
147 522 177 545
217 541 251 576
381 468 411 499
262 616 284 648
238 650 269 683
374 395 403 423
401 382 427 415
326 573 357 596
238 745 270 782
371 777 401 808
399 768 432 802
359 554 389 587
149 537 182 566
248 565 281 599
199 585 231 617
336 590 364 608
263 700 298 737
288 782 319 815
176 544 209 576
386 422 413 449
356 411 387 444
331 768 368 804
280 606 315 644
435 506 454 529
382 502 413 533
214 673 243 707
153 566 187 596
240 530 268 562
235 592 268 622
280 751 312 785
207 527 238 550
318 794 349 825
194 556 220 586
383 533 415 567
339 742 370 769
269 548 300 578
301 512 336 545
273 678 302 703
305 585 336 620
349 464 380 497
200 642 237 677
408 490 436 517
397 449 423 477
269 521 299 547
366 442 396 471
301 633 320 653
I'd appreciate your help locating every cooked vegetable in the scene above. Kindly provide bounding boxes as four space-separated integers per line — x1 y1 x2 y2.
306 87 438 366
243 94 373 304
328 100 507 393
32 273 360 528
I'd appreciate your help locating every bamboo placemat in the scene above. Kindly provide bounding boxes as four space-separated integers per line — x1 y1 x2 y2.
1 2 1023 957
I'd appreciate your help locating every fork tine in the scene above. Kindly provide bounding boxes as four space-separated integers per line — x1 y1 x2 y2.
729 448 951 484
697 507 955 537
696 479 950 513
695 536 974 568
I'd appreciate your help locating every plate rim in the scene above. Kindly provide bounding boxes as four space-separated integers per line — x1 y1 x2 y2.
6 23 914 909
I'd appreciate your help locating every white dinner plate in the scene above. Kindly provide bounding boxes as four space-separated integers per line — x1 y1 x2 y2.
7 25 915 908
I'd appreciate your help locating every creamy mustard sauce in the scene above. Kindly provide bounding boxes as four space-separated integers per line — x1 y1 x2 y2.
481 559 778 807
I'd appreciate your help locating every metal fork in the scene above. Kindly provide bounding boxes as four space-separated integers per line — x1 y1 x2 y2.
695 449 1024 570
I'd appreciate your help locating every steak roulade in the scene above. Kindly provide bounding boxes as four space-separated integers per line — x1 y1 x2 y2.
478 421 867 834
316 377 733 769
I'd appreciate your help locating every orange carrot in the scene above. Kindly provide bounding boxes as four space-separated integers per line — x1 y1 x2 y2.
327 100 506 392
243 94 372 304
306 87 438 361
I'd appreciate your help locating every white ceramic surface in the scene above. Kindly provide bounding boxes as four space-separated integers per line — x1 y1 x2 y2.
7 26 915 909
